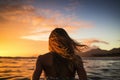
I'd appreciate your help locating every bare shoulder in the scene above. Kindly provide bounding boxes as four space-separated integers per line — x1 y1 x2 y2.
39 52 52 57
37 52 52 60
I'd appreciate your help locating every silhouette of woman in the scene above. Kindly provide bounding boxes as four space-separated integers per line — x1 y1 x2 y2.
32 28 87 80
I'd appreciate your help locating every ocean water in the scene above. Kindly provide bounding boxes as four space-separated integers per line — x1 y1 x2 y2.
0 57 120 80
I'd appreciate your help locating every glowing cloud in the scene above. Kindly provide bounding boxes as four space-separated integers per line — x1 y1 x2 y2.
80 38 109 46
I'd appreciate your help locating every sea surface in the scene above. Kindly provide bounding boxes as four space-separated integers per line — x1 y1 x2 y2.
0 57 120 80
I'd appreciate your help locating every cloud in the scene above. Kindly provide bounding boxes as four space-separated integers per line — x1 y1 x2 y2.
21 28 51 41
21 15 93 41
30 8 93 29
0 0 93 41
19 7 93 41
64 0 80 11
0 0 34 23
78 38 109 51
0 0 93 28
80 38 109 46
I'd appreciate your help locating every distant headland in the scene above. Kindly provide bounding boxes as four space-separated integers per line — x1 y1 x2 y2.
0 48 120 58
79 48 120 57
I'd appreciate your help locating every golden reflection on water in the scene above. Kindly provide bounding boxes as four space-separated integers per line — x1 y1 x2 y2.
0 57 120 80
0 58 35 80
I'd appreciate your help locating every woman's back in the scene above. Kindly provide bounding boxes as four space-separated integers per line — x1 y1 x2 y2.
32 28 87 80
38 52 76 77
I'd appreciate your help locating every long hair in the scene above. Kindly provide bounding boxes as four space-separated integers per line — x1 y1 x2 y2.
49 28 85 72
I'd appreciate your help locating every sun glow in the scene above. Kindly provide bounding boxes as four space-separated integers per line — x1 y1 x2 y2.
0 0 119 57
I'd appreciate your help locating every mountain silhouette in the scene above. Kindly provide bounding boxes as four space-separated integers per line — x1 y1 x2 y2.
79 48 120 57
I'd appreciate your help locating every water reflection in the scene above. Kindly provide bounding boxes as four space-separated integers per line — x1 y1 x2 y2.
0 57 120 80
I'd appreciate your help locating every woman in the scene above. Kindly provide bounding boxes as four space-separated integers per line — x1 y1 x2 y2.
32 28 87 80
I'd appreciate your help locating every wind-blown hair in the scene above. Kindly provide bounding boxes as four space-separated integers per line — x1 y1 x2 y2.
49 28 85 59
49 28 86 73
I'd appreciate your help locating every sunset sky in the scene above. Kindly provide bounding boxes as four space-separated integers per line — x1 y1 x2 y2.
0 0 120 57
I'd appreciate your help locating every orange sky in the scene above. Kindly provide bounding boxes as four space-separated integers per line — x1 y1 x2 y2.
0 22 49 57
0 0 120 57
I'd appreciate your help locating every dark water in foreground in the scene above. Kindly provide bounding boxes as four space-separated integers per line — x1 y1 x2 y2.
0 57 120 80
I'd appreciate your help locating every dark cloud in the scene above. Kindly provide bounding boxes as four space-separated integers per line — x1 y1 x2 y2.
64 0 80 11
0 0 93 34
90 39 109 45
118 40 120 42
0 0 34 12
0 0 34 22
81 39 109 46
80 39 109 52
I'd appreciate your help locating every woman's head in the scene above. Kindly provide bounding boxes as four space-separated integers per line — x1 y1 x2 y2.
49 28 86 72
49 28 84 58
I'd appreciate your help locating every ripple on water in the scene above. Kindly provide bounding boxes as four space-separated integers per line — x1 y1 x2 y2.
12 77 30 80
0 58 120 80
